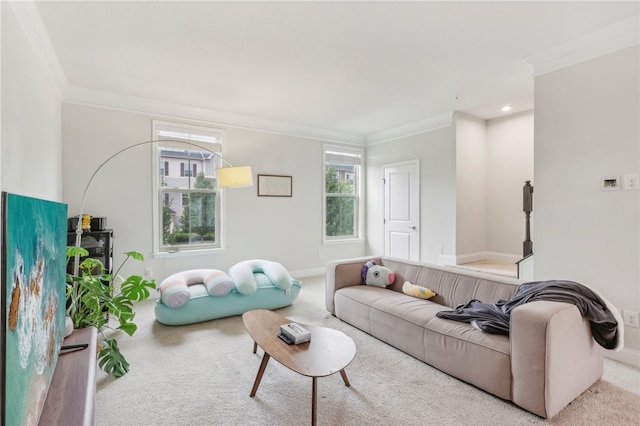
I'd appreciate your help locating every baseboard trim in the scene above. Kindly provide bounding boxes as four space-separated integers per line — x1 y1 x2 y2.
290 266 325 279
604 347 640 369
437 254 457 266
456 251 521 265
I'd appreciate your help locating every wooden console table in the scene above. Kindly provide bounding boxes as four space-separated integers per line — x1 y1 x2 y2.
39 326 98 426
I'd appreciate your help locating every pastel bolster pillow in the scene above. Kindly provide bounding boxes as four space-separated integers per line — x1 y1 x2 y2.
159 269 233 308
402 281 437 299
228 259 292 295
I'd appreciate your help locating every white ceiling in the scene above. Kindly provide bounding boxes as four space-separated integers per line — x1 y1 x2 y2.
34 1 639 139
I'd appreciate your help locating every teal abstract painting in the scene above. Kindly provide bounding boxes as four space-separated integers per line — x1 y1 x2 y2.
1 193 67 426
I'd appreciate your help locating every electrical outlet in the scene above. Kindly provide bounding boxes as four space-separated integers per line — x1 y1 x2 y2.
145 267 152 279
623 173 639 190
622 309 639 328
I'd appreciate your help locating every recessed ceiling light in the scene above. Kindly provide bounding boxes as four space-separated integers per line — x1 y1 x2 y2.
501 105 512 112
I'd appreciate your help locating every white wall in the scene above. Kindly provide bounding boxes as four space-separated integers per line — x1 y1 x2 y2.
455 114 487 259
61 103 366 283
366 114 532 266
366 126 457 264
452 111 534 264
534 46 639 360
486 111 534 257
1 3 64 397
1 3 62 202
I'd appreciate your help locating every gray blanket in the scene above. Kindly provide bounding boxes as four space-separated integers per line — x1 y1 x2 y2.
435 280 619 349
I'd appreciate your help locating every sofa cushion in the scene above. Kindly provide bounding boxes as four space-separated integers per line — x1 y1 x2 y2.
334 284 513 400
380 258 520 308
424 316 512 400
335 286 444 361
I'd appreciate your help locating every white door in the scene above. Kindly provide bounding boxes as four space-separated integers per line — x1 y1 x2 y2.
384 161 420 261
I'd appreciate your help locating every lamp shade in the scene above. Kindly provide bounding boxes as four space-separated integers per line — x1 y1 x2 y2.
217 166 253 188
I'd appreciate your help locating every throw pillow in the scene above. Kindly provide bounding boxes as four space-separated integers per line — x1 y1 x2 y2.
203 270 234 297
228 259 292 295
159 269 233 308
402 281 437 299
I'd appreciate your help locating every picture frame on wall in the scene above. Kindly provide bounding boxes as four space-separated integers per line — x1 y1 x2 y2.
257 174 293 197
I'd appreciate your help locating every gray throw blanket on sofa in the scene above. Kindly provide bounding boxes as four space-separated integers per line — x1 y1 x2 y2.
435 280 619 350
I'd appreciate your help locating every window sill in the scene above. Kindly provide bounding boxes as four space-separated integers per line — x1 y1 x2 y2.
153 247 226 259
323 238 365 245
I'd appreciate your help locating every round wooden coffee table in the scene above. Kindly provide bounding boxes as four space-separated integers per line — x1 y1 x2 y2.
243 309 356 426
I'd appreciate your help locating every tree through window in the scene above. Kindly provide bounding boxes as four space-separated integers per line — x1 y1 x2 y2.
324 148 362 239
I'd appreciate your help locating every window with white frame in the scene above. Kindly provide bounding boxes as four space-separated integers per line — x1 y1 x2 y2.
152 121 225 253
324 146 362 240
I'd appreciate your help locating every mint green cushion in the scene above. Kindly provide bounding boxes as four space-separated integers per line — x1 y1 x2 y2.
155 277 302 326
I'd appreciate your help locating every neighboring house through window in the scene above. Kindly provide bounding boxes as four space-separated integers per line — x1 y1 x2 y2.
152 120 225 254
324 145 363 240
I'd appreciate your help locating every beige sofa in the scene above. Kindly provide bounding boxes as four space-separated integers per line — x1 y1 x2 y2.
326 256 604 419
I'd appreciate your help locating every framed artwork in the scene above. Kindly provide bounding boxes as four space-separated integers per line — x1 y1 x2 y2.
257 174 293 197
1 192 68 426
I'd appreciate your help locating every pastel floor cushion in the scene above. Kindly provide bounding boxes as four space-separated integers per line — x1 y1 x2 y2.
228 259 292 295
154 261 301 326
158 269 234 308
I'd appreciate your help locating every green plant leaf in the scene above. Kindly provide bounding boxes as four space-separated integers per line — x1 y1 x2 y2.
118 322 137 337
65 245 150 378
125 251 145 262
120 275 156 301
98 339 130 378
110 295 135 325
66 245 89 262
79 257 105 276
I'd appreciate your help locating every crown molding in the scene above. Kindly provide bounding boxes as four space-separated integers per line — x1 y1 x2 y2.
63 86 366 145
524 15 640 77
8 1 68 99
365 111 454 145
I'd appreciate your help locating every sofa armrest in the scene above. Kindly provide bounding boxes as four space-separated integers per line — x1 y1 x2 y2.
510 301 603 419
325 256 380 314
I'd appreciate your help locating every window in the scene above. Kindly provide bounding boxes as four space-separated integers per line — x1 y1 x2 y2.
324 146 363 240
152 121 225 254
180 163 198 177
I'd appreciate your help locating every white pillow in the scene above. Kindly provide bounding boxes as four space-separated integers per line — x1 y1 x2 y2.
158 269 233 308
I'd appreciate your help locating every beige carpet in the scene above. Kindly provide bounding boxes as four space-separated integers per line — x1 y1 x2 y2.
94 276 640 425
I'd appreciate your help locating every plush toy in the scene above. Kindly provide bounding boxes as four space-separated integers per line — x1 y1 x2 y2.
402 281 437 299
361 260 395 287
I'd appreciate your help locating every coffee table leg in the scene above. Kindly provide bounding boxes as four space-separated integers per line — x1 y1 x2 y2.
311 377 318 426
339 369 351 387
252 341 257 354
250 353 270 397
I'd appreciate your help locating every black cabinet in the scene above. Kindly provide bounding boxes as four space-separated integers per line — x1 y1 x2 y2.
67 229 114 275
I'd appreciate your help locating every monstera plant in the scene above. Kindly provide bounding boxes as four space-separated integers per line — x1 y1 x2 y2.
66 246 156 378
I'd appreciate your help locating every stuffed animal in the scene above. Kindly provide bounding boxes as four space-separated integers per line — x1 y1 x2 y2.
362 260 395 287
402 281 437 299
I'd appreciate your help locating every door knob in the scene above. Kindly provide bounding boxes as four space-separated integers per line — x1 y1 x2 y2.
409 226 416 230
